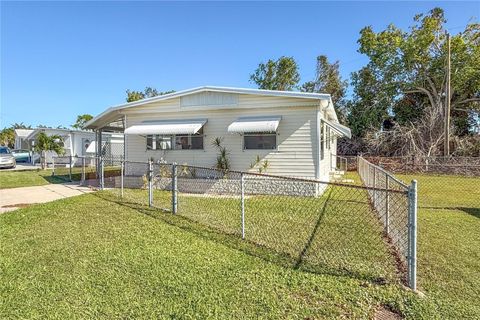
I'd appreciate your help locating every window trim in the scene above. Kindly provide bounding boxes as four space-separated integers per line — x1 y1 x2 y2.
242 132 278 151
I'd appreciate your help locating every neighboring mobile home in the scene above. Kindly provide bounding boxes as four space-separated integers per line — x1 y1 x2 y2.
14 129 35 149
25 128 123 164
86 86 350 181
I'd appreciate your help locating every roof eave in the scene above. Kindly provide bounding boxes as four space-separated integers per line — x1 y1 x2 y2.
85 86 331 130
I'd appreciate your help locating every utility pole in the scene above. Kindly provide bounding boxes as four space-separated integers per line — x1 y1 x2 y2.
444 31 451 156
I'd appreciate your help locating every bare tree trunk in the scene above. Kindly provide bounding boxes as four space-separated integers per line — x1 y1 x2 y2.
42 150 46 170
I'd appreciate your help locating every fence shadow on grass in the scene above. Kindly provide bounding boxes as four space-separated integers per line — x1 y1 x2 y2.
458 207 480 219
93 190 396 286
294 188 332 270
42 175 72 184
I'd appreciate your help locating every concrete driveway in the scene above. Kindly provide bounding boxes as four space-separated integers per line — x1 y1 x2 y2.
0 184 94 213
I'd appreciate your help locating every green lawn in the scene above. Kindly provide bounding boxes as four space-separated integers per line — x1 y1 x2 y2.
0 166 118 189
397 173 480 318
0 170 62 189
349 171 480 318
396 173 480 209
1 172 478 318
0 193 430 319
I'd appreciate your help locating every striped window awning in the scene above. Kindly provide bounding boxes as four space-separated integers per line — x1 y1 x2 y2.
124 119 207 135
227 116 281 133
322 118 352 139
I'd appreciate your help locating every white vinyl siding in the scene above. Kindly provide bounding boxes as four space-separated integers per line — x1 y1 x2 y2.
117 93 342 180
125 106 318 178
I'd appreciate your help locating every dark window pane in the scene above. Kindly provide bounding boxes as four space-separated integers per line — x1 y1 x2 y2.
146 135 153 150
191 136 203 149
174 135 203 150
244 134 276 150
321 123 324 160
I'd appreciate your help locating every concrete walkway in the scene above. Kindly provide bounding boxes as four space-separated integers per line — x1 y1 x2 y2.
0 184 94 213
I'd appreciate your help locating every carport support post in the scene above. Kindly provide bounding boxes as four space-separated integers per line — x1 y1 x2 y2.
241 173 245 240
100 157 104 190
172 163 177 214
408 180 418 291
120 160 124 198
69 155 72 181
148 159 153 207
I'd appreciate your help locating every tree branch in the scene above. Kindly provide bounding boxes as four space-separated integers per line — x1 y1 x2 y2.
405 87 437 110
454 97 480 105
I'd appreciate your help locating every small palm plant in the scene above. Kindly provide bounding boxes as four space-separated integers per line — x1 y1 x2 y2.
211 137 230 173
34 132 64 169
250 155 270 173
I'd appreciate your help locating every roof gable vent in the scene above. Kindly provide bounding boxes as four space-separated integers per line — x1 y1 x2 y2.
180 91 239 108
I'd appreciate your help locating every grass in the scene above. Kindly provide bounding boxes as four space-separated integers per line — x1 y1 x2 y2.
0 166 119 189
416 208 480 318
392 173 480 318
117 186 400 283
1 171 478 318
396 173 480 209
0 194 429 319
0 170 61 189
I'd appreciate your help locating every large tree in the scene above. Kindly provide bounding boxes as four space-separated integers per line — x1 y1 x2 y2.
72 114 93 130
346 67 390 138
354 8 479 156
126 87 175 102
250 56 300 91
301 55 348 123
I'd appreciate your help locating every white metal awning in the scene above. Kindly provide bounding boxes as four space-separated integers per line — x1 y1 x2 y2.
227 116 281 133
124 119 207 135
322 118 352 139
86 141 96 153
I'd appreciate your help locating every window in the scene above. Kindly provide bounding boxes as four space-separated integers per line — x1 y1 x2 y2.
244 132 276 150
174 128 204 150
147 135 172 150
146 129 204 151
327 127 331 150
320 123 325 160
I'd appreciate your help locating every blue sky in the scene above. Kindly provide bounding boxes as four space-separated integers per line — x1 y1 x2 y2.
1 1 478 129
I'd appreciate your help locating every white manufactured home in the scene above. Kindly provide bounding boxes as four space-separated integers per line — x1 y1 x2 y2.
14 129 35 149
19 128 123 164
86 86 350 181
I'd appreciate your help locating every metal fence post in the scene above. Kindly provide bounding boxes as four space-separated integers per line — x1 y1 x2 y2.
81 157 85 185
241 172 245 239
148 159 153 207
172 163 177 214
408 180 418 291
385 174 390 234
69 155 72 181
120 160 124 198
100 157 104 190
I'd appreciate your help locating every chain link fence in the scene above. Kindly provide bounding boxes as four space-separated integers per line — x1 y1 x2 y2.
357 156 417 289
55 156 417 289
344 155 480 211
51 156 99 183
